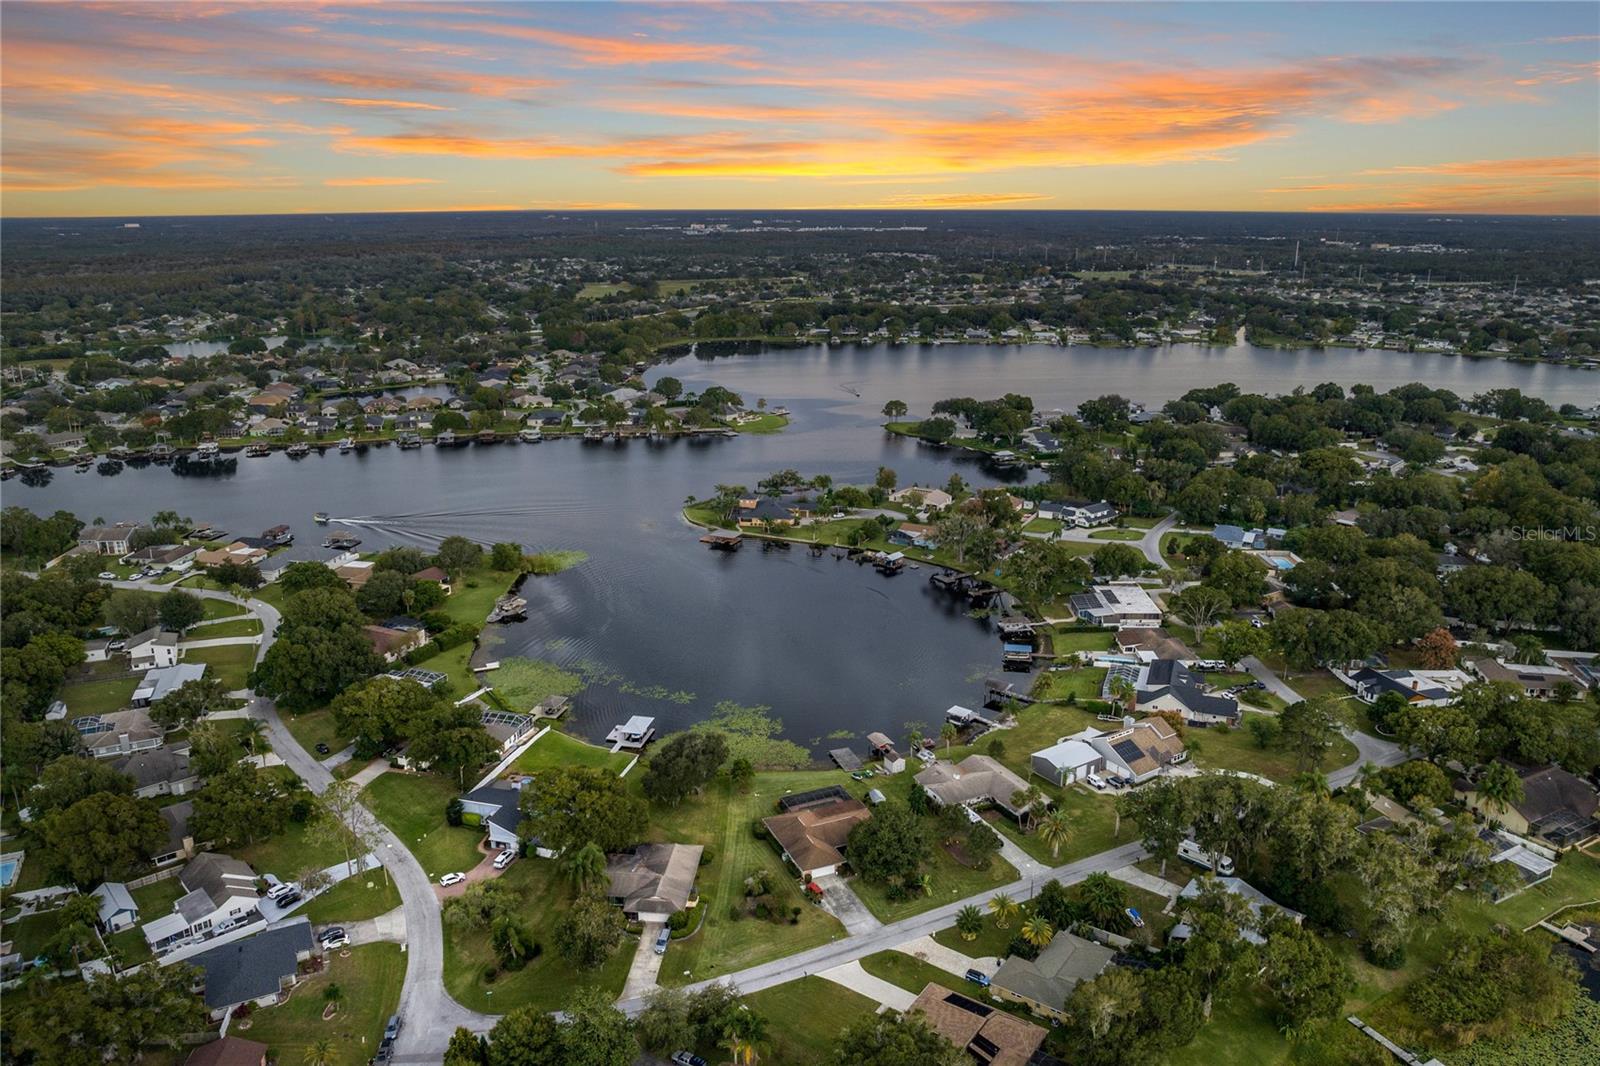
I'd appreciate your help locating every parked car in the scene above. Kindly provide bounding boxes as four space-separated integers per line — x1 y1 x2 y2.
1177 839 1235 875
1086 772 1107 790
318 927 349 948
266 881 298 901
670 1053 708 1066
964 968 991 988
274 890 301 907
106 640 126 651
98 572 117 580
439 872 465 887
493 849 517 871
315 743 331 755
374 1039 393 1064
654 926 671 955
384 1016 401 1041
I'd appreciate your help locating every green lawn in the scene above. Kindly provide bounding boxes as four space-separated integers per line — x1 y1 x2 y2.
302 870 402 924
512 730 632 776
1023 518 1062 534
200 598 247 620
1187 722 1357 783
1088 528 1142 541
932 912 1018 959
360 772 485 879
130 875 186 917
239 943 405 1063
742 976 877 1066
986 786 1122 866
235 811 348 880
184 617 261 639
1032 667 1109 701
59 676 138 717
1047 628 1116 654
410 642 481 696
577 281 630 299
442 857 633 1012
440 566 521 629
250 583 288 612
729 413 789 434
282 708 349 757
860 949 970 995
648 773 850 987
183 644 256 689
851 837 1018 924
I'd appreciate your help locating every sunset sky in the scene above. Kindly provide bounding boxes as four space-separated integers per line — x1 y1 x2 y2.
3 1 1597 217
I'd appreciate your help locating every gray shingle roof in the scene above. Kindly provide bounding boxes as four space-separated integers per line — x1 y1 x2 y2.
188 919 313 1009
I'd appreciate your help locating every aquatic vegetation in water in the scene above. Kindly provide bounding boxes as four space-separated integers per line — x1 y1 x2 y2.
493 657 583 708
691 700 809 770
526 549 588 575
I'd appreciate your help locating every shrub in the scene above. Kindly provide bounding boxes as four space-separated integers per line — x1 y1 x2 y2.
481 966 498 983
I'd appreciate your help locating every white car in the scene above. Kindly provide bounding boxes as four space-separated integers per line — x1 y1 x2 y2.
439 872 466 887
99 572 117 580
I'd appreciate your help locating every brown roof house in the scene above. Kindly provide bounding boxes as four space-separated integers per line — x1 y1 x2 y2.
185 1036 269 1066
606 842 704 921
363 624 428 664
991 931 1115 1021
915 754 1040 819
763 797 872 878
909 982 1046 1066
1456 762 1599 848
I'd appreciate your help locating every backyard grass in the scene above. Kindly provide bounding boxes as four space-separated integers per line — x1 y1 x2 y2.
512 729 631 777
1187 722 1357 783
182 644 256 689
360 772 485 879
649 773 850 987
1088 528 1143 541
440 566 521 628
729 413 789 434
58 676 138 717
1032 666 1110 702
183 616 261 639
441 857 633 1012
851 839 1018 924
1023 518 1062 534
986 786 1123 866
130 875 186 917
1046 628 1116 654
240 943 405 1064
301 870 402 924
410 642 481 696
235 810 348 880
741 976 878 1066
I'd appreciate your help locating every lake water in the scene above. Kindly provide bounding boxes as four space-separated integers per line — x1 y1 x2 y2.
14 341 1598 754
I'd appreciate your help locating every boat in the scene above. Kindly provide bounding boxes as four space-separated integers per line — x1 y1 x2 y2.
475 429 500 445
323 534 361 550
286 443 310 458
486 594 528 623
245 444 270 457
435 430 457 447
150 442 173 462
518 426 543 443
194 441 220 461
338 437 354 453
313 512 330 524
582 427 605 443
398 432 422 450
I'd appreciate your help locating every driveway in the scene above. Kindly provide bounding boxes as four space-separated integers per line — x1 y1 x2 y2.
1240 655 1303 703
622 923 666 1000
317 906 408 948
1109 864 1182 900
434 847 500 901
894 934 999 978
818 960 917 1012
813 874 881 935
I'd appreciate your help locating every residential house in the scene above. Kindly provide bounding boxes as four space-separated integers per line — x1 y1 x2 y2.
889 485 954 511
1171 877 1303 945
141 853 263 953
1350 667 1472 706
1135 660 1241 725
91 881 140 933
75 708 164 759
990 932 1115 1020
126 627 181 669
1039 499 1117 527
336 561 375 588
1030 737 1107 787
185 1036 270 1066
1455 762 1599 848
1070 584 1163 628
915 754 1038 819
605 842 704 921
256 543 357 583
195 542 269 568
132 662 207 707
411 566 452 595
480 710 536 753
154 800 205 867
114 744 198 798
1466 658 1571 699
186 919 315 1021
1114 628 1194 662
887 522 938 549
460 780 526 850
363 624 427 663
1084 716 1187 784
123 543 200 569
1210 524 1265 550
79 522 144 555
762 797 872 878
908 983 1047 1066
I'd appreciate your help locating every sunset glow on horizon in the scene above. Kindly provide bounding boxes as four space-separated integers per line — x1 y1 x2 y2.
3 1 1597 218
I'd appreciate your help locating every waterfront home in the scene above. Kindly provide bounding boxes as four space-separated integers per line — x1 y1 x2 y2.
1070 584 1164 628
75 708 164 759
1076 716 1187 784
1349 667 1472 706
604 842 704 921
185 1036 270 1066
113 743 197 798
1030 736 1107 787
909 983 1046 1066
915 754 1037 819
411 566 452 594
763 797 871 878
186 919 315 1022
195 542 269 568
126 626 181 669
889 485 954 511
1135 660 1240 726
1114 627 1194 662
78 522 144 555
888 522 938 549
480 709 536 753
1038 499 1117 527
1171 877 1302 946
363 624 428 664
123 543 201 569
991 932 1115 1021
735 496 800 527
1465 657 1570 699
1455 762 1599 848
335 561 375 588
460 780 528 851
91 881 140 933
132 662 208 706
141 852 262 954
257 543 357 583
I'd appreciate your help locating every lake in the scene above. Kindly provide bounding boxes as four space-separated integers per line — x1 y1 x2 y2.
14 341 1597 754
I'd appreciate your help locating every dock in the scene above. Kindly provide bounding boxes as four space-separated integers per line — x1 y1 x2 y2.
984 679 1041 710
828 748 863 771
607 715 656 752
533 695 571 720
700 530 744 551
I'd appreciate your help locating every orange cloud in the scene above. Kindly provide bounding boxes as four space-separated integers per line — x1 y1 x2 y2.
319 97 454 111
430 20 755 66
1361 154 1600 177
877 191 1053 207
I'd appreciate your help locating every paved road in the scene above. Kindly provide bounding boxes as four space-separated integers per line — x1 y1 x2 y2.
1054 513 1179 571
614 840 1147 1015
1240 655 1303 703
1236 651 1406 789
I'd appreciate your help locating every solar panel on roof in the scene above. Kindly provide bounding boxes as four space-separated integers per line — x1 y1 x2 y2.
1112 738 1144 763
969 1034 1001 1058
944 991 992 1017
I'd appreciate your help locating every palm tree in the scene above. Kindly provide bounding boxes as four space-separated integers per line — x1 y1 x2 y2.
563 841 607 893
723 1010 767 1066
939 723 958 750
243 718 267 757
47 894 103 968
1010 786 1045 831
1078 872 1128 927
988 892 1019 929
1477 762 1525 818
1108 675 1135 712
956 904 984 941
304 1039 338 1066
1037 808 1075 859
911 872 934 897
1290 772 1330 798
1019 914 1055 949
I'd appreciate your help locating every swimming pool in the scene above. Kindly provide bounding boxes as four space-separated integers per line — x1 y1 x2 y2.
0 855 21 888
